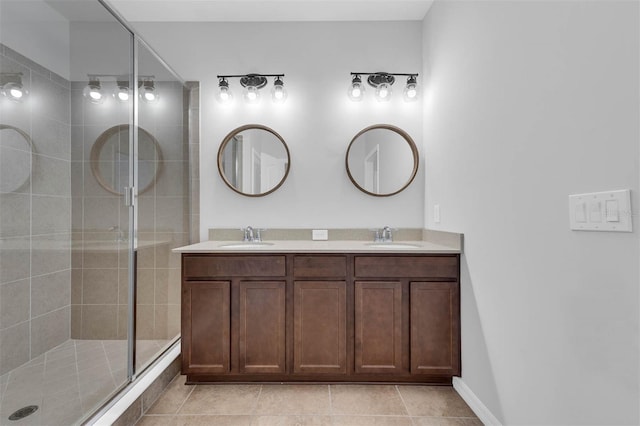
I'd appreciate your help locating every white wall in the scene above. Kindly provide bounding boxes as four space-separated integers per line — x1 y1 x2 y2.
131 21 424 240
422 1 639 424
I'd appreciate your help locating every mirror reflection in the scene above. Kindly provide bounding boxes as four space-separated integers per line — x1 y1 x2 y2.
218 124 290 197
346 125 418 196
0 125 33 193
90 125 162 195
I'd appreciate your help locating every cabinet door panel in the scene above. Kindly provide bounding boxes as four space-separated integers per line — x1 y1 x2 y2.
293 281 346 374
410 281 460 376
239 281 286 373
355 281 403 373
182 281 230 374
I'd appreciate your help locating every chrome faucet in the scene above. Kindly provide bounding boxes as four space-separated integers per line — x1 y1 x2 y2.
382 226 393 242
242 226 263 242
374 226 394 243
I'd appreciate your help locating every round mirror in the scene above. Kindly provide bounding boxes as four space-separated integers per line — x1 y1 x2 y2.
0 125 33 193
346 124 419 197
90 125 162 195
217 124 290 197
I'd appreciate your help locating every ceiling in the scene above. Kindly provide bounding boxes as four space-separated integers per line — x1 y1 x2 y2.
105 0 435 22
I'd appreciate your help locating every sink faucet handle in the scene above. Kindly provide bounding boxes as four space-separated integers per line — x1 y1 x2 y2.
254 228 266 242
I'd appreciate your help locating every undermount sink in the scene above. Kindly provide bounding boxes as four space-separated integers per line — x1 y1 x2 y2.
218 242 275 249
365 242 422 249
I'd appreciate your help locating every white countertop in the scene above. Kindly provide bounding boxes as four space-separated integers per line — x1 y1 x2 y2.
173 239 460 254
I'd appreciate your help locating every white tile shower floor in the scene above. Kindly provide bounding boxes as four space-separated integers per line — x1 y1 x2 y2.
0 339 169 426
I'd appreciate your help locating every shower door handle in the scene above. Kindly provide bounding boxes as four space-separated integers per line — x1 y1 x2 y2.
123 186 135 207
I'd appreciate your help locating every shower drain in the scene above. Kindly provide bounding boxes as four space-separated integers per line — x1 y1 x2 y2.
8 405 38 421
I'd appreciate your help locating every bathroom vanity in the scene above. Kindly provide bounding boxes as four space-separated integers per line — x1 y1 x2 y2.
176 235 461 385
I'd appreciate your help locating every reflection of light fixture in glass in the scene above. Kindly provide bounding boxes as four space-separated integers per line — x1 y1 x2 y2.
403 75 418 102
83 78 105 104
140 79 158 103
240 74 267 104
114 80 130 102
216 78 233 104
1 73 27 101
271 76 287 104
348 74 365 102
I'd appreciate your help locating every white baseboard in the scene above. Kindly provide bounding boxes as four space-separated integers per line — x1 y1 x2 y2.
453 377 502 426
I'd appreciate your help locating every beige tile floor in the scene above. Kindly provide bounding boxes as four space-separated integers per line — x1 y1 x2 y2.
0 339 170 426
138 376 483 426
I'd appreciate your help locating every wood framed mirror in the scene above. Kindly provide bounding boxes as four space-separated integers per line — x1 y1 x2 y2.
217 124 290 197
346 124 419 197
90 125 163 195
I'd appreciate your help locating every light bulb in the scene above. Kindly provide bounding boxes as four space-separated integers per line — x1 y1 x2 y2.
244 86 260 104
375 83 391 102
114 83 130 102
3 83 25 101
1 74 28 102
216 79 233 104
403 76 418 102
271 77 287 104
140 80 158 103
348 75 365 101
83 80 105 104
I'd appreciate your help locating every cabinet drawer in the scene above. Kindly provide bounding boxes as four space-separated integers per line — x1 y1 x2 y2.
354 256 458 278
294 256 347 278
183 255 286 278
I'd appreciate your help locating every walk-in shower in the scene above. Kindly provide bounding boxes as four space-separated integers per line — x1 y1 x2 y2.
0 1 195 424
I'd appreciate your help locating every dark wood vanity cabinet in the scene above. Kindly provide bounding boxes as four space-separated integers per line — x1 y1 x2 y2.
181 253 460 384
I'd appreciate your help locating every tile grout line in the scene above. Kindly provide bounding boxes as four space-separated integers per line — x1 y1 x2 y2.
251 384 263 416
171 377 196 417
328 384 333 418
395 384 413 417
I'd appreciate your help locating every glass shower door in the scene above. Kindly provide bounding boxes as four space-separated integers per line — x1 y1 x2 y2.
0 0 135 424
134 39 188 373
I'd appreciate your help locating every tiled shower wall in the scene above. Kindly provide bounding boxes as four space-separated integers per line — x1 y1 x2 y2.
0 44 72 375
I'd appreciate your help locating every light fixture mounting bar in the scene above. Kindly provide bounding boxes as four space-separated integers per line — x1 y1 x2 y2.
87 74 155 80
217 74 284 79
350 72 418 77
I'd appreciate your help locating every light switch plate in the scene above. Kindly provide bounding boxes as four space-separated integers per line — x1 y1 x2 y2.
434 204 441 223
312 229 328 240
569 190 632 232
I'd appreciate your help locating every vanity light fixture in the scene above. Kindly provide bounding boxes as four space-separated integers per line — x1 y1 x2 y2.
216 73 287 105
0 72 27 101
348 72 419 102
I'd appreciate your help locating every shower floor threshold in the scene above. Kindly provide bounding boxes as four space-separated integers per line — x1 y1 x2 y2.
0 339 169 426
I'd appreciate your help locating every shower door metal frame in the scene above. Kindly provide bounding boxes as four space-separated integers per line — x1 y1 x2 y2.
99 0 190 384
